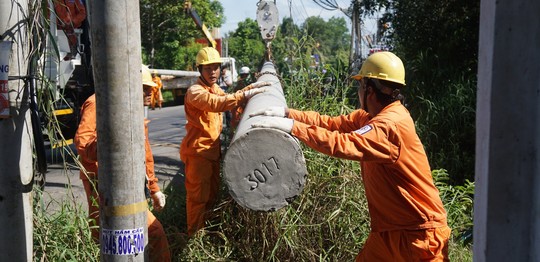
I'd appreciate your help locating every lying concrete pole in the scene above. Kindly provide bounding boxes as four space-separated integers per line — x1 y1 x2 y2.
223 61 307 211
89 0 147 260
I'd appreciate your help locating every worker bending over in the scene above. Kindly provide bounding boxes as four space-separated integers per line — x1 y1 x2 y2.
251 51 450 261
180 47 270 236
75 65 171 261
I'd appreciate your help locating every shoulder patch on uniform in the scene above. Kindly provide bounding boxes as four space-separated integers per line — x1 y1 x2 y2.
354 125 373 135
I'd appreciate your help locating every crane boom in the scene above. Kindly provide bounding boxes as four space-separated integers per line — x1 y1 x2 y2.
184 1 217 48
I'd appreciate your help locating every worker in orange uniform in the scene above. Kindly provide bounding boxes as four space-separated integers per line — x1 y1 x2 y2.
151 70 164 110
251 51 450 261
75 65 171 261
180 47 271 236
235 66 253 92
54 0 87 60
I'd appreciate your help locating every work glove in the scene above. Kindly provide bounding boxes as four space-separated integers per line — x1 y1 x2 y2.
249 106 287 118
251 117 294 133
243 87 267 99
151 191 166 211
243 81 272 91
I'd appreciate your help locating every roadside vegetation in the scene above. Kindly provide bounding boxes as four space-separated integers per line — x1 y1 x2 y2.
33 67 473 261
33 0 478 260
157 68 474 261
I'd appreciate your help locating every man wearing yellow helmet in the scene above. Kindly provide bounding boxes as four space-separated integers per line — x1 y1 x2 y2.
75 65 171 261
180 47 271 236
251 51 450 261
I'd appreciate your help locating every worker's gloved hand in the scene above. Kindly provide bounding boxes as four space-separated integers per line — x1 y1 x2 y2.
249 106 287 118
245 81 272 90
244 87 267 99
251 117 294 133
151 191 166 211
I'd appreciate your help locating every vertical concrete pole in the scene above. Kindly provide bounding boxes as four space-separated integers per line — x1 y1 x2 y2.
88 0 147 260
0 0 33 260
224 62 307 211
475 0 540 261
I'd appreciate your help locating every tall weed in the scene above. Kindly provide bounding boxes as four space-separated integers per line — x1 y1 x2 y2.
33 65 472 261
33 189 99 261
403 50 476 184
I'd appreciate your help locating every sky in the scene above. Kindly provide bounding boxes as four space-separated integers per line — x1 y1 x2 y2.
218 0 377 36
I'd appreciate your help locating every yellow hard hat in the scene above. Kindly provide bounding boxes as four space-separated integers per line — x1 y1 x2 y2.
196 47 222 67
142 64 157 87
352 51 406 86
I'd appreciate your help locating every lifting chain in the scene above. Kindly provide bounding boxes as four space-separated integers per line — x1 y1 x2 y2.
255 70 282 83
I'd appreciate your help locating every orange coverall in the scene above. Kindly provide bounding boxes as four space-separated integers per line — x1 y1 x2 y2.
74 94 170 261
288 101 450 261
54 0 86 54
151 76 163 109
180 78 250 236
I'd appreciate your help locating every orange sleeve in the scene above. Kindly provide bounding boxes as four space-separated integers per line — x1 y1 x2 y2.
290 113 400 163
186 84 244 113
144 119 160 194
74 96 98 163
74 95 99 180
288 109 370 133
156 77 163 89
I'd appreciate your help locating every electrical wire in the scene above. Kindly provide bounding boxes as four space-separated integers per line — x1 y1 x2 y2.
312 0 340 11
289 1 308 23
299 0 309 17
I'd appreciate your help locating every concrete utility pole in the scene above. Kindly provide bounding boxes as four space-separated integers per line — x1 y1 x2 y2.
223 61 307 211
88 0 147 260
475 0 540 261
0 0 34 260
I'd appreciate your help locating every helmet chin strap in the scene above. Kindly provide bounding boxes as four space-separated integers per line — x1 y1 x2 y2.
359 78 370 112
362 86 369 112
198 66 213 87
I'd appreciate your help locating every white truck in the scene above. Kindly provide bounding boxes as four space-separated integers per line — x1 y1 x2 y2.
154 57 237 105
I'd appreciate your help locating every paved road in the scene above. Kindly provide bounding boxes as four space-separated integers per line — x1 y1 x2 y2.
41 105 187 212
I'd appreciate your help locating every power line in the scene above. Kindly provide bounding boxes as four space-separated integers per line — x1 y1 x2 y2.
289 1 308 23
312 0 340 11
298 0 311 21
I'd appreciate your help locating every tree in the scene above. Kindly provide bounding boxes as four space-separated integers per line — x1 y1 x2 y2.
227 18 265 71
140 0 224 69
301 16 350 69
270 17 301 74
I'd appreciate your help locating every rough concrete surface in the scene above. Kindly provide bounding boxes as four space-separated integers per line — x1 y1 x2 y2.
224 128 307 211
223 61 307 211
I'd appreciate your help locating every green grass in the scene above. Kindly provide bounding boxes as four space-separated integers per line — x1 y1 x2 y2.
33 65 473 261
33 189 99 261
